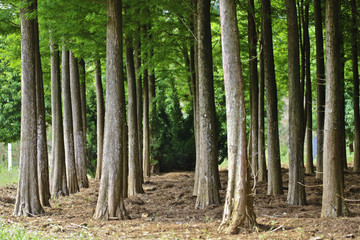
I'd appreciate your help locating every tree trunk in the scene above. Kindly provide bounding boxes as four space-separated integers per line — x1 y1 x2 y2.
93 0 127 220
62 47 79 194
340 32 347 171
195 0 220 209
248 0 259 179
34 4 50 207
218 0 256 234
314 0 325 179
79 59 87 148
351 0 360 172
14 1 44 216
258 28 267 182
262 0 283 195
125 35 144 195
70 51 89 189
50 41 68 198
286 0 306 205
321 0 348 217
95 59 105 181
143 67 150 178
7 143 12 171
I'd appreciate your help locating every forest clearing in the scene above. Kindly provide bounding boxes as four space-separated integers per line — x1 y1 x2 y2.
1 169 360 239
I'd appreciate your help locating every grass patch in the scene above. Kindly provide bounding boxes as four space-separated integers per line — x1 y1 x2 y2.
0 218 43 240
0 165 18 187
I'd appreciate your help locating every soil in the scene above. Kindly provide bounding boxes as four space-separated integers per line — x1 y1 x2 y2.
1 168 360 239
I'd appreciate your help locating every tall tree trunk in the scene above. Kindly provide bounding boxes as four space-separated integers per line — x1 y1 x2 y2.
34 2 50 207
94 0 127 220
62 47 79 194
79 59 87 148
286 0 306 205
143 67 150 178
125 35 144 195
248 0 259 178
314 0 325 179
14 1 44 216
50 41 68 198
218 0 256 234
258 28 267 182
321 0 348 217
70 51 89 189
339 30 347 170
351 0 360 172
262 0 283 195
195 0 220 209
95 59 105 181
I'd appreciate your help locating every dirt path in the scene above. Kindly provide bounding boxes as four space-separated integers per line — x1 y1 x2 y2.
1 170 360 239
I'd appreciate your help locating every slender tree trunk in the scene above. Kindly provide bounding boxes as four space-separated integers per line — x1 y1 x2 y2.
218 0 256 234
321 0 348 217
94 0 127 220
286 0 306 205
262 0 283 195
314 0 325 179
14 1 44 216
258 29 267 182
351 0 360 172
339 30 347 170
248 0 259 178
50 41 68 198
143 67 150 178
95 59 105 181
195 0 220 209
79 59 87 148
125 35 144 195
70 51 89 189
62 47 79 194
34 3 50 207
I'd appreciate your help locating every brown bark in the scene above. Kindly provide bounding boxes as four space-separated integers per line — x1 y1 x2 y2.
314 0 325 179
218 0 256 234
351 0 360 172
34 2 50 207
125 35 144 196
194 0 220 209
93 0 127 220
262 0 283 195
79 59 87 147
95 59 105 181
14 1 44 216
143 67 150 178
62 47 79 194
286 0 306 205
50 41 68 198
70 51 89 189
321 0 348 217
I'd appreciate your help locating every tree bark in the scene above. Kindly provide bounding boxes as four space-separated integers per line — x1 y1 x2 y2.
314 0 325 179
286 0 306 205
93 0 127 220
14 1 44 216
218 0 256 234
125 35 144 195
143 67 150 178
34 2 50 207
70 51 89 189
321 0 348 217
79 59 87 148
95 59 105 181
262 0 283 195
351 0 360 172
248 0 259 179
50 41 68 198
195 0 220 209
62 47 79 194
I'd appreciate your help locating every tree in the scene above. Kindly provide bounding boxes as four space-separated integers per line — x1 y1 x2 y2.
95 59 105 181
143 65 150 178
14 0 44 216
218 0 256 234
286 0 306 205
194 0 220 209
70 51 89 189
314 0 325 179
321 0 348 217
50 41 68 197
351 0 360 172
62 47 79 194
262 0 283 195
93 0 127 220
79 59 87 147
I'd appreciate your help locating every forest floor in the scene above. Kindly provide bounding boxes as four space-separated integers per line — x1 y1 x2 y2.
1 168 360 239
